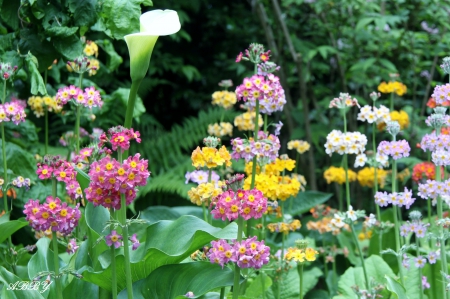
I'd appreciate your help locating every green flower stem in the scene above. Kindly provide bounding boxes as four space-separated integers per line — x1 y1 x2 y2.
75 73 83 154
390 92 394 111
248 99 260 237
111 246 118 299
350 223 369 289
233 217 244 299
294 152 299 174
44 70 48 155
1 123 7 214
372 122 383 253
124 79 143 129
297 263 304 299
202 202 207 222
220 287 225 299
264 114 267 133
120 194 133 299
391 155 405 285
415 238 423 299
343 154 351 208
51 231 63 299
332 255 337 290
208 169 212 224
338 183 343 211
323 255 328 279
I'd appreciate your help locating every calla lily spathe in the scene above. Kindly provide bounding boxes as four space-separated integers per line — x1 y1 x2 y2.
125 10 181 82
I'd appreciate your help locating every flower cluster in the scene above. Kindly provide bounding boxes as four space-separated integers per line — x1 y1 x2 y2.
99 126 141 152
377 81 407 96
285 247 318 263
431 84 450 106
324 130 367 156
66 55 98 75
23 196 81 236
412 162 442 182
323 166 357 185
207 237 270 269
106 230 122 248
11 176 31 189
417 179 450 200
84 40 99 57
36 159 83 200
267 219 301 234
382 110 409 130
234 111 264 131
329 93 359 109
235 74 286 114
420 132 450 152
427 97 450 108
55 85 103 108
287 140 310 154
27 96 62 117
185 170 220 185
357 167 388 188
191 145 232 169
188 182 223 206
207 122 233 137
307 217 349 235
400 221 428 238
67 239 79 254
357 105 390 124
0 99 26 125
210 189 268 221
377 140 410 160
211 90 237 109
431 150 450 166
0 62 18 80
85 154 150 209
231 131 281 163
374 188 416 208
59 128 90 147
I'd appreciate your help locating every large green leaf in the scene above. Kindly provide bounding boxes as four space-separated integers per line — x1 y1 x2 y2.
333 255 394 299
117 262 239 299
82 215 238 292
285 191 332 216
68 0 98 27
98 0 142 40
96 40 123 72
402 254 424 299
265 266 322 299
84 202 110 269
245 272 272 298
337 232 360 266
0 266 45 299
25 52 46 96
0 140 37 179
385 275 408 299
0 214 28 244
140 205 181 224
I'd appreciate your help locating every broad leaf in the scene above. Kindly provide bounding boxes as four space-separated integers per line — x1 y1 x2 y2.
265 266 322 298
285 191 332 216
385 275 408 299
0 214 28 244
82 215 238 292
0 140 37 179
118 262 240 299
25 52 46 96
0 266 45 299
245 272 272 298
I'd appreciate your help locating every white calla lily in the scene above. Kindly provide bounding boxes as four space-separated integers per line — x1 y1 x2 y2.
123 9 180 128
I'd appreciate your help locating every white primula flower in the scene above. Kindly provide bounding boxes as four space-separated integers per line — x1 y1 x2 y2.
347 205 357 221
366 213 377 227
330 214 345 228
354 153 367 168
376 153 389 167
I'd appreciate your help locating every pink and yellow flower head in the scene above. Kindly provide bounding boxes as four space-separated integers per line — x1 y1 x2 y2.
191 145 232 169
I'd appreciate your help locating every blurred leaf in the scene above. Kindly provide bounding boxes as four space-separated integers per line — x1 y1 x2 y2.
385 275 408 299
45 27 79 37
265 266 322 298
0 213 28 244
68 0 98 27
245 272 272 298
25 52 46 96
285 191 332 216
0 266 45 299
0 140 37 179
97 40 123 72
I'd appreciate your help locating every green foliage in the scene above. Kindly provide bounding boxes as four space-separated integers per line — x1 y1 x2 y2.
0 266 45 299
118 262 240 299
0 140 37 179
285 191 332 216
0 213 28 244
265 266 322 298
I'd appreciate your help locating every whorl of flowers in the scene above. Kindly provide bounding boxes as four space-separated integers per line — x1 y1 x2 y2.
287 140 310 154
11 176 31 189
27 96 62 117
431 84 450 106
211 90 237 109
23 196 81 236
84 40 99 57
377 110 410 131
207 237 270 269
231 131 281 163
285 247 319 263
59 128 90 147
207 122 233 137
329 93 359 109
307 217 350 235
418 179 450 200
234 111 264 131
185 170 220 185
191 145 232 169
0 62 18 80
235 73 286 114
66 55 98 74
357 167 388 188
420 132 450 153
188 182 223 206
0 98 26 125
55 85 102 108
377 140 410 160
85 154 150 209
377 81 407 96
424 110 449 128
357 105 390 124
323 166 357 185
324 130 367 156
432 150 450 166
374 188 416 209
267 219 301 234
412 162 442 182
99 126 141 152
400 212 428 238
210 189 268 221
36 157 83 201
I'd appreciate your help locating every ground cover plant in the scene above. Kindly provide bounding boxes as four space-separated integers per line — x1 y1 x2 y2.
1 0 450 298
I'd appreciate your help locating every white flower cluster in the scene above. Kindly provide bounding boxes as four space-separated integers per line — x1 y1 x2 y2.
357 105 390 124
325 130 368 165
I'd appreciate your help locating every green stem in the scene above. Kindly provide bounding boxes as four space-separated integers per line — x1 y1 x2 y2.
44 70 48 155
208 169 212 224
294 152 299 174
297 263 304 299
120 195 133 299
1 124 7 214
202 201 207 222
350 223 369 289
415 237 424 299
124 79 143 129
52 231 63 299
111 246 118 299
343 154 351 208
233 217 244 299
264 114 267 133
372 122 383 253
219 287 225 299
390 92 394 111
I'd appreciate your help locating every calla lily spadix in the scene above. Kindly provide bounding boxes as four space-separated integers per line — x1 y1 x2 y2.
123 9 180 129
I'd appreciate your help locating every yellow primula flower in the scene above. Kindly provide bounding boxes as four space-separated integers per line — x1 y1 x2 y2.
211 90 237 109
287 140 310 154
357 167 388 188
84 41 99 57
323 166 357 185
191 146 232 169
304 248 319 262
377 81 407 96
234 111 264 131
